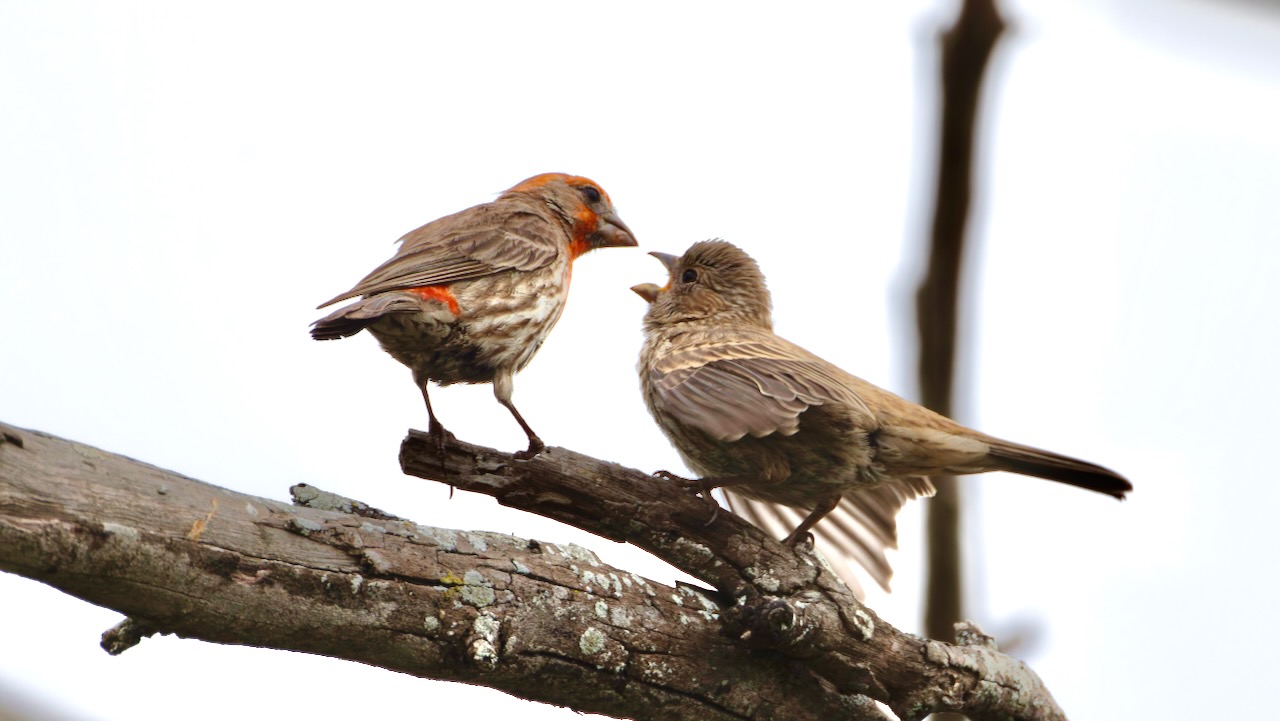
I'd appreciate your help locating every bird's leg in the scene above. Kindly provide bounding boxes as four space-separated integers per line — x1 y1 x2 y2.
781 493 843 547
419 382 457 497
503 401 545 461
653 471 758 526
419 383 456 450
493 372 544 460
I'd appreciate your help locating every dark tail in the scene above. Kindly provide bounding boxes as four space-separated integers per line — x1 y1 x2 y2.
311 313 374 340
310 295 421 341
986 440 1132 499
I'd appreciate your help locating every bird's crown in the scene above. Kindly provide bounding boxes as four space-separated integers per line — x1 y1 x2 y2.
635 239 773 330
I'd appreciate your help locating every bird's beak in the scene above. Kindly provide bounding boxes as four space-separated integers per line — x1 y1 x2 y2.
593 211 638 249
631 283 662 304
649 251 679 272
632 251 677 303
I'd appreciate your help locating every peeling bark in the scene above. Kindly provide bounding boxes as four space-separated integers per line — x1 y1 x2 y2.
1 421 1064 720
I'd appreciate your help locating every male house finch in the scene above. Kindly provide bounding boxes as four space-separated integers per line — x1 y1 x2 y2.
313 173 636 458
633 240 1131 591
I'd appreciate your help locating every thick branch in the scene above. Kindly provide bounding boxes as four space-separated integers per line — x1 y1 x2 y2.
1 420 1062 720
0 422 870 720
400 430 1065 721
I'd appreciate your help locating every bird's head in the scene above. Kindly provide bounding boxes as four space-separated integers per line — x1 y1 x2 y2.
631 239 773 331
506 173 637 258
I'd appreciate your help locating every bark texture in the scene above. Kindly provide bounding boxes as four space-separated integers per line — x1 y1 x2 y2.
1 421 1064 721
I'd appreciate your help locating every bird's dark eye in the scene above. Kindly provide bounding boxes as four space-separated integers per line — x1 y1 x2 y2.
681 268 698 284
580 185 602 204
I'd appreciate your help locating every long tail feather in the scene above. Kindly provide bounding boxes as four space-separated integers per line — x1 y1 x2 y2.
985 441 1132 499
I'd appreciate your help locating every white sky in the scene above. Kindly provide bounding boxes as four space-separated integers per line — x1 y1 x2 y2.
2 1 1278 719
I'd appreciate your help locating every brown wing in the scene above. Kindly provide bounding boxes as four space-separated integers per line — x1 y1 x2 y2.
647 332 876 442
725 477 934 596
650 328 934 595
318 201 562 308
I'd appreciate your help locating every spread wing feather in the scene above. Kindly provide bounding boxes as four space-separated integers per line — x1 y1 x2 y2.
726 476 935 596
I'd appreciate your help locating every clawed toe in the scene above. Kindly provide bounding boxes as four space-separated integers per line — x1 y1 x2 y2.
654 470 697 488
514 437 546 461
700 501 721 527
781 529 815 549
425 421 457 497
427 421 456 455
654 470 721 525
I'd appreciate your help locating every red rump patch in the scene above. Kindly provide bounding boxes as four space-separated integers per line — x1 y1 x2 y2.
409 286 460 316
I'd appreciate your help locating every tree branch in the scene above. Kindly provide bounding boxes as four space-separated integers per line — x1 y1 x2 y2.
1 420 1064 721
918 0 1008 643
399 430 1064 721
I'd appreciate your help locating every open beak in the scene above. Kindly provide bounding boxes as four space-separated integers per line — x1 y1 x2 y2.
649 251 679 271
632 251 679 303
593 211 638 249
630 283 662 303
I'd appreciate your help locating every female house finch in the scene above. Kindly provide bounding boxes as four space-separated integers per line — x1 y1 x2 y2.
633 240 1130 592
313 173 636 458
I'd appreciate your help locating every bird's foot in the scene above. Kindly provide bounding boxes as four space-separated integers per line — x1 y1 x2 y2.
654 469 696 486
425 420 458 497
781 529 816 549
655 470 721 526
426 419 457 453
513 436 545 461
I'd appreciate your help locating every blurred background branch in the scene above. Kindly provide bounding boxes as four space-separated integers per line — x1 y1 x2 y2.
917 0 1006 647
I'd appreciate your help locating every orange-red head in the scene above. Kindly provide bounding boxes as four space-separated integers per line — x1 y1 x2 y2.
505 173 637 259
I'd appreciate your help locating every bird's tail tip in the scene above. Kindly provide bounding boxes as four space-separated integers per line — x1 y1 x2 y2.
987 441 1132 499
310 309 375 341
